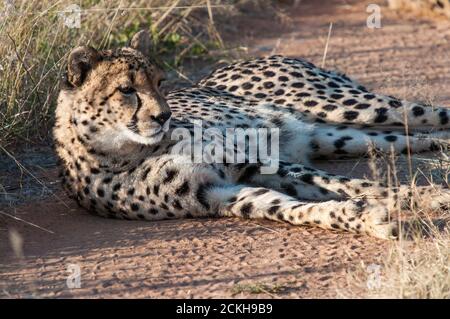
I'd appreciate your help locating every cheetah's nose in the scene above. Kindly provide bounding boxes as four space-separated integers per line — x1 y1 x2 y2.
151 112 172 126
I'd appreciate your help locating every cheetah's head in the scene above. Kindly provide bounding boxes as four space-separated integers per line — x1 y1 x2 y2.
59 30 171 154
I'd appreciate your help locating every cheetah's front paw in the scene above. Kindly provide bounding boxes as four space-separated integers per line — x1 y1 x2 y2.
425 187 450 211
359 205 399 240
402 186 450 211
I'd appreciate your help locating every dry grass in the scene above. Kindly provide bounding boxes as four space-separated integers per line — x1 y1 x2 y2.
348 53 450 298
344 222 450 298
379 232 449 298
342 149 450 299
0 0 227 148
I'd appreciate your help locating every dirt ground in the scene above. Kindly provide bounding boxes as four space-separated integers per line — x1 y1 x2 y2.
1 0 449 298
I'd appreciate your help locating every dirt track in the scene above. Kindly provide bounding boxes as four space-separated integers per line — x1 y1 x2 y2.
1 0 450 298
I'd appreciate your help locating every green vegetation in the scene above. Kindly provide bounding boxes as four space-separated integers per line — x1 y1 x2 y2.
231 282 286 296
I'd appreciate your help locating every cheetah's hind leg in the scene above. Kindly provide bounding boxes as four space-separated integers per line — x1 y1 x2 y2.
207 185 398 239
244 161 450 212
311 124 450 159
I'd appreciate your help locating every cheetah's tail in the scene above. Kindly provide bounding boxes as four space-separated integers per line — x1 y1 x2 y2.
307 93 450 129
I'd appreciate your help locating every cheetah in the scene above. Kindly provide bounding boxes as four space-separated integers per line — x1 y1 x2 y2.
54 30 450 239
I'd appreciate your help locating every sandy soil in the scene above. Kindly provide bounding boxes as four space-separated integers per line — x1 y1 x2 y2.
1 0 449 298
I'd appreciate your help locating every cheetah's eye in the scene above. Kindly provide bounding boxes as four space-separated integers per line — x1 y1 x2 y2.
118 86 136 95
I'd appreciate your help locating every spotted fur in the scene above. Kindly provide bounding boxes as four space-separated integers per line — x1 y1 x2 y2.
54 30 450 239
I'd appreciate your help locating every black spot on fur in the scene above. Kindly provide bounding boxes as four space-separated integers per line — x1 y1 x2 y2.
276 167 288 177
238 164 260 183
322 104 337 111
343 99 358 106
242 82 254 90
163 169 178 184
412 106 425 117
334 139 345 148
389 100 402 108
172 200 183 210
385 135 398 142
176 181 190 196
271 117 284 126
281 183 297 197
343 111 359 121
153 184 160 196
310 141 320 151
196 183 212 210
374 108 388 123
97 188 105 197
354 103 370 110
304 100 318 107
268 205 280 215
141 167 151 180
263 81 275 89
240 202 253 218
330 94 344 99
253 188 270 196
292 82 305 88
300 174 314 185
439 110 449 125
364 94 375 100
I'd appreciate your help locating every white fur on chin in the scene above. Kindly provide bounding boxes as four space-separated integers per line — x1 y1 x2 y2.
122 129 165 145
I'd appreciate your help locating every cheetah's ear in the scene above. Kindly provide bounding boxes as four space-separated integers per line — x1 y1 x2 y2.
130 30 152 57
67 46 101 87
